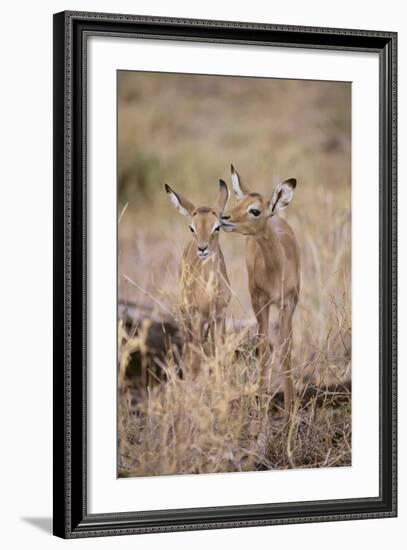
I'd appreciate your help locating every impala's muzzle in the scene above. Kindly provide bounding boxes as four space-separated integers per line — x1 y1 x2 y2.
197 244 210 259
221 215 236 232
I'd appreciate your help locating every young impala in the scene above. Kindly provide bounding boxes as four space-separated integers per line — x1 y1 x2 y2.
165 181 231 372
222 165 300 411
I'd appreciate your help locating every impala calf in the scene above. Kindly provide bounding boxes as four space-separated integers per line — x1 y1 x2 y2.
165 181 231 372
222 165 300 411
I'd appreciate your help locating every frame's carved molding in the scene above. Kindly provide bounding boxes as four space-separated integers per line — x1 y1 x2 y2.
53 10 397 539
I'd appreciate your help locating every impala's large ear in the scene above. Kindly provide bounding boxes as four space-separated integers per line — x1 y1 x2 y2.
214 179 230 214
267 178 297 217
164 184 195 217
231 164 250 199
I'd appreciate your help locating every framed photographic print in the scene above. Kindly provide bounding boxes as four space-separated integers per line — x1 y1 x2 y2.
53 11 397 538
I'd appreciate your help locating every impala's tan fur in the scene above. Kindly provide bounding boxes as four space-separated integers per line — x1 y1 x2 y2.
165 181 231 373
222 165 300 411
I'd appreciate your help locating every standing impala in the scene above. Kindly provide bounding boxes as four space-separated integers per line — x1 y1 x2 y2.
165 181 231 371
222 165 300 411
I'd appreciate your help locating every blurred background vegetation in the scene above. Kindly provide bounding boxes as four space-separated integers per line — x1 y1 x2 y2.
118 72 350 208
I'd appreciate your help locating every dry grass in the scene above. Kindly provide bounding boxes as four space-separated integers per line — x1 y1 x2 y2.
117 71 351 477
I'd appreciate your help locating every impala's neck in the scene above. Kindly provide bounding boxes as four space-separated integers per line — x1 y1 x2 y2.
254 220 284 274
202 240 222 267
211 238 221 257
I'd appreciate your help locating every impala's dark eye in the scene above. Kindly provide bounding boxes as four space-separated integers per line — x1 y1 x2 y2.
189 225 195 233
249 208 261 217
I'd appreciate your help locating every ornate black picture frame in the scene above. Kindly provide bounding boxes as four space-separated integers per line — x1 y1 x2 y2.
53 10 397 538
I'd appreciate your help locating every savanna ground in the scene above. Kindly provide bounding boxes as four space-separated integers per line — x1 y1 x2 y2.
117 71 351 477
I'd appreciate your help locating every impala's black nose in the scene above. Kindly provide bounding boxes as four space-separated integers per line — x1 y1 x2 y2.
222 215 231 220
198 245 208 252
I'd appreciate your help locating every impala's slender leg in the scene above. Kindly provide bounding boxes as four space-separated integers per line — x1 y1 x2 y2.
206 306 226 358
251 292 272 391
208 315 225 383
209 320 219 356
279 299 296 412
217 314 226 345
182 311 203 378
192 315 206 377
